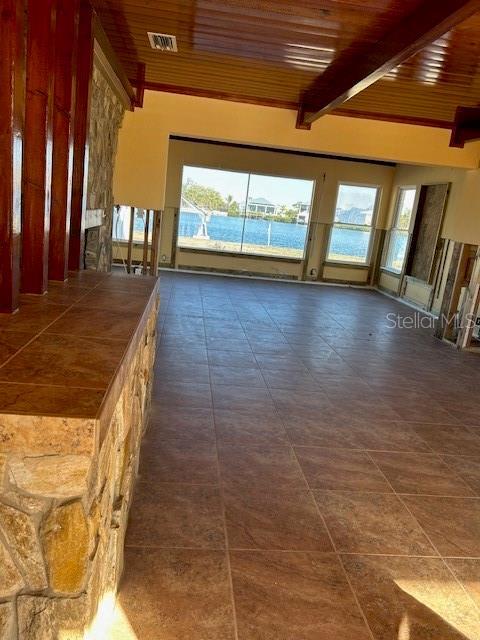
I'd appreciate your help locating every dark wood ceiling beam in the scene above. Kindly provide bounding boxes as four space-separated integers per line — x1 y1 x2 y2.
297 0 480 128
0 0 25 313
450 105 480 147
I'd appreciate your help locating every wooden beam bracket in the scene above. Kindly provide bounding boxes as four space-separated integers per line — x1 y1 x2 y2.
450 106 480 148
134 62 146 108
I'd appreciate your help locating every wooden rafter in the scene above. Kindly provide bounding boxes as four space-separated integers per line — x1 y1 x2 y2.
297 0 480 129
450 105 480 147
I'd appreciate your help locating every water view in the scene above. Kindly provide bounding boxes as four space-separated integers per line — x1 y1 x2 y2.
178 210 371 261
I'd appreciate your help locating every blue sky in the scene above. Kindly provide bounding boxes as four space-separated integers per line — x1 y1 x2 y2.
182 165 315 206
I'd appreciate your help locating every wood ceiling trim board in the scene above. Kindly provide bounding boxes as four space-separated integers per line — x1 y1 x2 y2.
135 81 299 110
135 80 454 128
298 0 480 126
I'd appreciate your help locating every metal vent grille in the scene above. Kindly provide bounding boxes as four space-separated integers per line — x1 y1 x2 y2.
147 32 178 52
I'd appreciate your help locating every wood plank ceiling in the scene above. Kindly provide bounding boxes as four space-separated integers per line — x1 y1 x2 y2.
92 0 480 127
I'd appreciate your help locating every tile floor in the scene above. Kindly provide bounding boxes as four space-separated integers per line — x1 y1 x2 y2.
119 272 480 639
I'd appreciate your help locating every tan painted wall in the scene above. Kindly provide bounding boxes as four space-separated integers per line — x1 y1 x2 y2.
114 91 480 211
162 138 395 280
385 165 480 245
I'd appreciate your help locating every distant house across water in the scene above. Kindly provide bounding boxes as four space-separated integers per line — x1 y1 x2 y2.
293 201 310 224
246 197 276 216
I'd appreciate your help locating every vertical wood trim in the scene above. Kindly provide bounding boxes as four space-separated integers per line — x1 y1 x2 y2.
0 0 25 312
69 0 94 271
126 206 134 273
150 210 162 276
142 209 151 274
21 0 56 294
48 0 80 281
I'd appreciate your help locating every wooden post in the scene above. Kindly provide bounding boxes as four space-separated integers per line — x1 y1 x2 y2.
150 210 162 276
126 206 135 273
0 0 25 312
48 0 80 281
142 209 151 275
69 0 94 271
21 0 56 295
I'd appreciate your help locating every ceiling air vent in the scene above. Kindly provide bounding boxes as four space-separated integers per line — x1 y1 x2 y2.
147 32 178 52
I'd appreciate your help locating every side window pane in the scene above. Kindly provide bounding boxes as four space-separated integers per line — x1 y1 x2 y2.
384 187 416 273
396 188 416 230
385 229 409 273
327 184 379 264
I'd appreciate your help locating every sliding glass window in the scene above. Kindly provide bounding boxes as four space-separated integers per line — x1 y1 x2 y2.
327 183 380 264
384 187 416 274
177 165 315 259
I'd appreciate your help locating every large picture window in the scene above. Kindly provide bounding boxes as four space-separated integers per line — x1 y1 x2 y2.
384 187 416 273
177 166 315 259
327 183 380 264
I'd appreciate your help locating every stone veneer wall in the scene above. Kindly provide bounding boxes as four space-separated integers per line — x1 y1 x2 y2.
85 62 125 271
0 302 157 639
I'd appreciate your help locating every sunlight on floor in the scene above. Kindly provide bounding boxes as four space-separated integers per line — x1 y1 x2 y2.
83 592 138 640
395 578 479 639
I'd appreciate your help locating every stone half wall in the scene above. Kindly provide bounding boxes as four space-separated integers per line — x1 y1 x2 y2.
85 62 125 272
0 301 157 639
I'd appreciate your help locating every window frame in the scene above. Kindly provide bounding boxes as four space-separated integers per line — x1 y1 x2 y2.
326 181 382 266
383 185 417 275
176 164 316 261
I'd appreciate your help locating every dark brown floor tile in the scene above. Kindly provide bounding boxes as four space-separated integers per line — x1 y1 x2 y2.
207 337 250 352
210 366 265 387
314 491 435 555
157 361 210 383
126 483 225 549
207 350 258 368
0 334 126 388
261 368 318 390
230 550 371 640
371 452 474 496
148 406 215 444
295 447 393 492
402 496 480 557
156 345 208 365
214 408 288 446
343 554 480 640
211 385 274 411
138 441 218 484
120 548 235 639
447 558 480 608
255 353 308 371
389 404 461 424
409 423 480 457
224 487 332 551
284 412 361 448
153 382 212 409
218 445 306 489
441 455 480 495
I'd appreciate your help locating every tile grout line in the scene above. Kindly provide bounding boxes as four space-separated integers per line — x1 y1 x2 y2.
293 448 376 640
258 361 376 640
203 293 241 640
366 450 480 616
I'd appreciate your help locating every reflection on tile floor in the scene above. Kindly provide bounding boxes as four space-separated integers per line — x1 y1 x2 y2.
119 272 480 639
